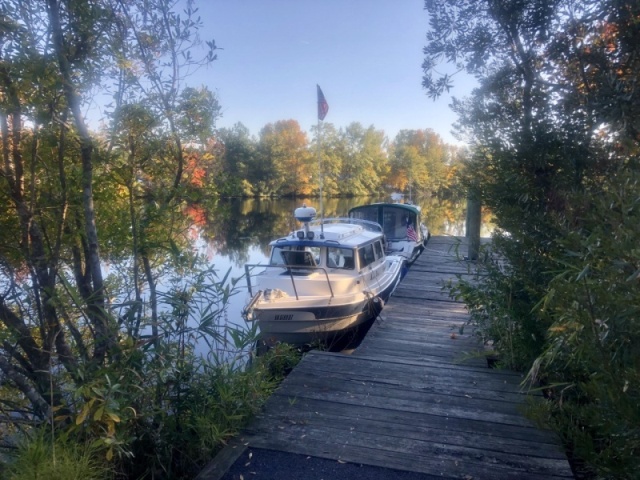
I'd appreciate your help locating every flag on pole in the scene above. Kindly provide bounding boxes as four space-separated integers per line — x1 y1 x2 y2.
317 85 329 121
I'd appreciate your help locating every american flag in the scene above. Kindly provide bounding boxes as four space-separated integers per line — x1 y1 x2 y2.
317 85 329 120
407 223 419 242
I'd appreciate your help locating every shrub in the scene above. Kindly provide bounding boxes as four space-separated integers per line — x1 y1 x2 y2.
452 231 554 370
528 168 640 478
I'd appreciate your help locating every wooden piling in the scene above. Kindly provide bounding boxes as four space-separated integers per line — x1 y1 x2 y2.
466 190 482 261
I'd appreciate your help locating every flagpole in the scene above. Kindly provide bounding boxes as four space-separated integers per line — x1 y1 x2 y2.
316 84 328 239
318 116 324 238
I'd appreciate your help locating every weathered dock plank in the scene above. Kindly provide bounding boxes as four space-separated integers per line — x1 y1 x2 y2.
199 236 574 480
245 426 571 480
258 395 561 449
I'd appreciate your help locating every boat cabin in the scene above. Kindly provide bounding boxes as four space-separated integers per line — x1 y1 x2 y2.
349 203 423 242
268 238 385 273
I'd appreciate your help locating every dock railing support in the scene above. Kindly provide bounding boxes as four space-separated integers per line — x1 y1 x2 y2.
465 189 481 261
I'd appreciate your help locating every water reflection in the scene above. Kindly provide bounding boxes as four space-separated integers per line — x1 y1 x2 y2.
184 196 474 351
181 195 494 357
195 195 472 270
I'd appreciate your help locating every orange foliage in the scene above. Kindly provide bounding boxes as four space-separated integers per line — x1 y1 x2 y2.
183 150 207 188
185 204 207 227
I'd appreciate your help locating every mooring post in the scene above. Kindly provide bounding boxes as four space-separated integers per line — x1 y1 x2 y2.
466 189 481 261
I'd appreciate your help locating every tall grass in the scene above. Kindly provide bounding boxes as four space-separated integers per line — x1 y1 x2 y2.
7 432 111 480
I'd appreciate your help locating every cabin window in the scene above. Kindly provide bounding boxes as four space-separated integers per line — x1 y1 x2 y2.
358 243 376 269
309 247 321 265
374 240 384 260
383 207 417 240
351 207 377 224
326 247 355 270
270 247 285 266
382 210 396 237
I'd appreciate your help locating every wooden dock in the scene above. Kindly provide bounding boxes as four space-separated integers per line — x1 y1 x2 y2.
199 236 574 479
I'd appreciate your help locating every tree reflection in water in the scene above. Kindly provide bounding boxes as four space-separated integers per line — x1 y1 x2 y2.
194 195 480 266
185 194 490 354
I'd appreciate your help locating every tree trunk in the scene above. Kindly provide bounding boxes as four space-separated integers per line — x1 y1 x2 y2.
46 0 114 363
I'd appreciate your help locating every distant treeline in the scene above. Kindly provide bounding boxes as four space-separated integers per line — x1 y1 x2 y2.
185 121 465 198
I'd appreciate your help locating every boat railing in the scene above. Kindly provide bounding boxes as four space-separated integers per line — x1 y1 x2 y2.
244 264 335 301
310 217 383 233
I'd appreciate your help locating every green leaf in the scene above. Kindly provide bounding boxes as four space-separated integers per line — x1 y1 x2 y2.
94 406 105 421
76 403 91 425
575 264 590 281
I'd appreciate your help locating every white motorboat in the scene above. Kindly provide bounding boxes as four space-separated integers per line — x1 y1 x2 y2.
242 205 405 346
349 200 430 265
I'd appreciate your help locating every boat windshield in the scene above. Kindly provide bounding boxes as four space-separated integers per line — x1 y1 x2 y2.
358 243 376 268
280 250 316 267
350 206 377 224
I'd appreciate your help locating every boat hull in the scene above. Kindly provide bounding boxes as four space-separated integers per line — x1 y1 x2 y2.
256 305 377 345
386 239 424 265
250 257 403 346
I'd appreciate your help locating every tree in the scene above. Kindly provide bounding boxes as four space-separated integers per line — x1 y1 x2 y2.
310 122 342 196
215 122 256 196
0 0 219 463
255 120 310 196
105 0 220 370
423 0 640 475
337 123 389 196
388 129 448 195
0 0 119 419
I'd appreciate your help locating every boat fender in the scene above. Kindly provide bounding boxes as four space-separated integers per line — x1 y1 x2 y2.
364 291 383 306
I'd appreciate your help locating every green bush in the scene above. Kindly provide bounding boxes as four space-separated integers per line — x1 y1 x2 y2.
6 342 301 480
133 345 300 479
452 231 555 370
1 257 302 480
455 167 640 477
528 168 640 478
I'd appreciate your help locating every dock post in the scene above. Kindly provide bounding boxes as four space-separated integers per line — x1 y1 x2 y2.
466 189 481 261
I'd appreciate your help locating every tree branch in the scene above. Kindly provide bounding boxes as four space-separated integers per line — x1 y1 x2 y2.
0 354 51 420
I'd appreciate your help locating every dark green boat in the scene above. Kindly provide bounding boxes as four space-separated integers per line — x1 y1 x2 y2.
348 202 430 265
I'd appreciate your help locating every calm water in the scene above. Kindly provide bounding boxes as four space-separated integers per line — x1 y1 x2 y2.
189 195 474 348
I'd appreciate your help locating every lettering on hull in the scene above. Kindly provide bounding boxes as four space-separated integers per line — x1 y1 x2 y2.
274 314 294 321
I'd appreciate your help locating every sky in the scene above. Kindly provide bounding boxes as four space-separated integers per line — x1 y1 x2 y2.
190 0 477 144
